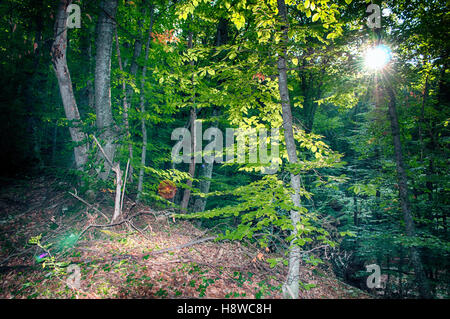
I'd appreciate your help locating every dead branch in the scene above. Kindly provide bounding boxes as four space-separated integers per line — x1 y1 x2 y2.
92 135 114 168
92 135 124 223
120 158 130 212
128 220 152 241
76 209 171 242
69 190 109 222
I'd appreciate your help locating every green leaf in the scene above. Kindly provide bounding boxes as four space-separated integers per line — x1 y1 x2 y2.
312 13 319 22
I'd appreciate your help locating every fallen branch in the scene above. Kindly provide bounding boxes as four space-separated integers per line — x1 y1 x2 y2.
129 220 152 241
69 190 109 222
76 209 171 242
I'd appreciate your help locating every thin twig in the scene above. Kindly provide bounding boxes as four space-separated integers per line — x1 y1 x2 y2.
128 220 151 241
121 158 130 212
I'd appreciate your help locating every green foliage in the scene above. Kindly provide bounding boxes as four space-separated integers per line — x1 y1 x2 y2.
28 234 69 276
2 0 448 299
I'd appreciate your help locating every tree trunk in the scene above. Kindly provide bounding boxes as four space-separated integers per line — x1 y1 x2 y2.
51 0 88 170
276 0 302 299
192 20 228 213
136 6 155 201
79 8 95 112
52 123 58 165
192 161 213 213
180 31 197 212
95 0 118 180
385 84 432 299
114 28 133 165
193 109 218 213
126 5 145 102
180 106 197 211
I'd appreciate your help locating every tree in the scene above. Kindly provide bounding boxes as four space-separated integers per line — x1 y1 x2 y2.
136 4 155 201
51 0 88 170
95 0 118 180
385 83 432 298
276 0 302 299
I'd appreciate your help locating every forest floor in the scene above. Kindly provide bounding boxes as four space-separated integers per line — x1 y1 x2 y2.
0 176 372 299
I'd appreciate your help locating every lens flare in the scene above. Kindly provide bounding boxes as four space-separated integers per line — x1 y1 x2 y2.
364 45 392 71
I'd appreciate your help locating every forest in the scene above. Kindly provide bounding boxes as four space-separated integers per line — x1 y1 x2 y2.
0 0 448 300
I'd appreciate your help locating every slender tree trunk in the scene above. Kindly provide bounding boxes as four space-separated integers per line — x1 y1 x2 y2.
192 20 228 213
276 0 302 299
114 28 133 164
193 109 218 213
120 6 146 183
385 84 432 299
136 6 155 201
79 9 94 112
51 0 88 170
126 5 145 103
192 161 213 213
52 123 58 165
418 74 429 161
27 0 46 169
87 42 95 110
95 0 118 180
180 105 197 211
180 31 197 211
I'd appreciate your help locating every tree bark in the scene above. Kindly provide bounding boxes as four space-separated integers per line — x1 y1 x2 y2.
276 0 302 299
51 0 88 170
385 84 432 299
95 0 118 180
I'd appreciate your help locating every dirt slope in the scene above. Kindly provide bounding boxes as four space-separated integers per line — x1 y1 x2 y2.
0 177 371 299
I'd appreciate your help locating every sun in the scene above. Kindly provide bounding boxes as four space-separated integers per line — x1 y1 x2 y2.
364 44 392 71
